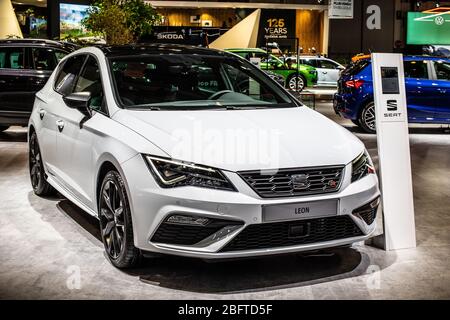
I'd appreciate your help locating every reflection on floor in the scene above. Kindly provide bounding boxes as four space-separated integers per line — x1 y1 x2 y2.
0 102 449 299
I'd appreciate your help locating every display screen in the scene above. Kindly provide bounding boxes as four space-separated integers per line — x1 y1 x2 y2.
381 67 399 94
407 12 450 45
30 17 47 38
59 3 92 39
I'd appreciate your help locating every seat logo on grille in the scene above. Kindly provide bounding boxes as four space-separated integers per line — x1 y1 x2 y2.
328 180 337 188
291 174 310 190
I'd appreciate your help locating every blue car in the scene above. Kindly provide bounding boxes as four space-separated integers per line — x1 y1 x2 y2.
334 56 450 133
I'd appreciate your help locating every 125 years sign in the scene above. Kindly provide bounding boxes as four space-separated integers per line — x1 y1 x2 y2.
257 9 296 48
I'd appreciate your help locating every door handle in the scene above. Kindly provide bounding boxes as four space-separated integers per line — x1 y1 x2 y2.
56 120 65 132
322 71 328 74
39 108 46 120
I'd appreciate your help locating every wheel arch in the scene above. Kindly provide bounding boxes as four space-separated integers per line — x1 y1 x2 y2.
357 97 374 119
28 124 35 142
358 99 377 133
94 155 133 217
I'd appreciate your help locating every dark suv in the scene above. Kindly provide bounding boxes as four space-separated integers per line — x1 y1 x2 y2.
0 39 77 132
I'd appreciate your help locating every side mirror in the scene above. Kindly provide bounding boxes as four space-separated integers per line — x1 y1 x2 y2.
63 92 92 117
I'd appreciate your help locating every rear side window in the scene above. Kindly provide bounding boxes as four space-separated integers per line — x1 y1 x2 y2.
32 48 67 71
404 60 429 79
54 51 67 62
54 55 86 95
434 61 450 81
0 47 28 69
319 60 339 69
299 59 317 67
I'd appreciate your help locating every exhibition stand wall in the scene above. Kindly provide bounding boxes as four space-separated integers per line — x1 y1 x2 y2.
0 0 23 39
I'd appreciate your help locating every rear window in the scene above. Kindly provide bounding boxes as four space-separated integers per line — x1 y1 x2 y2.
342 59 370 76
32 48 67 71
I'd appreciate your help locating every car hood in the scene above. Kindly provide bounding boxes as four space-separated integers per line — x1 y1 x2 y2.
113 107 364 172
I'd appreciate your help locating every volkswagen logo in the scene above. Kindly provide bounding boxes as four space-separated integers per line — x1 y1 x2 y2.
291 174 310 190
435 16 445 26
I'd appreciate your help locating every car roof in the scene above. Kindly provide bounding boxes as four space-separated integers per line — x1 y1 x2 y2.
297 56 327 59
357 55 450 63
403 55 450 61
96 43 230 57
225 48 266 53
0 38 78 51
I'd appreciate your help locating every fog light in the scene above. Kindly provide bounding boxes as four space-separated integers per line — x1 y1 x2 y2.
352 197 380 225
166 215 209 226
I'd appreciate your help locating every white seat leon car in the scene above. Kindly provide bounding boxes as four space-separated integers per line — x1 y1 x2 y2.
28 44 380 268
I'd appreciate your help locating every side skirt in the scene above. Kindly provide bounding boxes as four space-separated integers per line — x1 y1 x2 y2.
46 175 99 219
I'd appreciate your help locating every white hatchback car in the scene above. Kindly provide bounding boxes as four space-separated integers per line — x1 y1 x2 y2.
29 44 380 268
295 56 345 87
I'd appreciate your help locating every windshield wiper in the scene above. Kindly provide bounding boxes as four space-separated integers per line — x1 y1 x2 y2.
222 103 293 110
223 105 267 110
225 105 240 110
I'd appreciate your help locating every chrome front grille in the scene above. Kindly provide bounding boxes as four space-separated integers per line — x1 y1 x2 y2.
239 166 345 198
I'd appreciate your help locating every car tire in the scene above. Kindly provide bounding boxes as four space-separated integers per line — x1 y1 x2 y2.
98 170 141 269
29 132 57 196
0 125 9 132
351 119 360 126
286 74 306 92
358 102 376 134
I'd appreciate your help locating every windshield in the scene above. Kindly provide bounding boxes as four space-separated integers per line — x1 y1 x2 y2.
108 54 296 110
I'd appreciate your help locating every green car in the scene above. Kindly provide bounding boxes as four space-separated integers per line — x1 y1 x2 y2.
225 48 317 91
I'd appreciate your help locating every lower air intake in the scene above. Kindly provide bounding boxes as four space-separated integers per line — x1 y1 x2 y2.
220 215 363 252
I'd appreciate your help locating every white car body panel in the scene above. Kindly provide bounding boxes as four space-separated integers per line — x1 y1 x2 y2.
113 106 364 171
29 46 380 260
294 56 344 87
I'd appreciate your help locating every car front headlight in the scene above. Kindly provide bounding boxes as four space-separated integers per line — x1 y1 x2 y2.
351 150 376 182
144 155 236 191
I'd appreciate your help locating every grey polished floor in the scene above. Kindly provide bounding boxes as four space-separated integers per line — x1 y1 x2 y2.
0 102 449 299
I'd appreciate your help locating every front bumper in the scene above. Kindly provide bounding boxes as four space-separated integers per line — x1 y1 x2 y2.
333 93 353 117
122 154 380 259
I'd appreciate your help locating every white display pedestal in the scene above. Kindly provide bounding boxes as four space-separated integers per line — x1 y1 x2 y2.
371 53 416 251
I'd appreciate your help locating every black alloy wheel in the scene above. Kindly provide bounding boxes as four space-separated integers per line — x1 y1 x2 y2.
29 132 55 196
99 171 140 268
